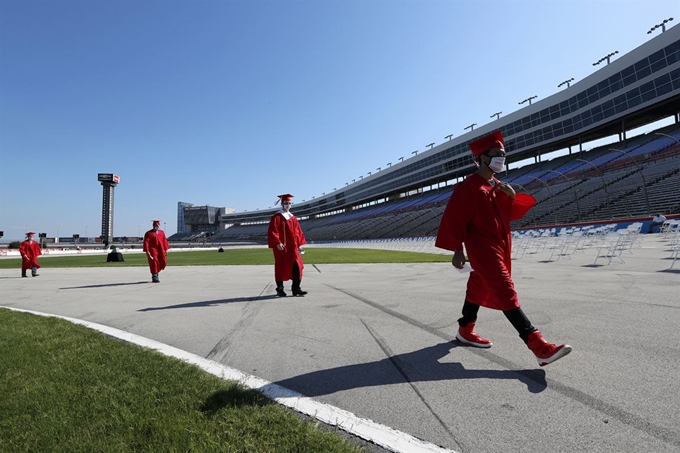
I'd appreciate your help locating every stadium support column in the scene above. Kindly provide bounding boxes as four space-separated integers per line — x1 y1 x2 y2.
621 118 627 148
98 173 120 247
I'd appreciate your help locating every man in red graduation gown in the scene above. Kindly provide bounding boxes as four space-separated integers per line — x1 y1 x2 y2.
19 232 42 277
143 220 170 283
268 194 307 297
436 131 571 366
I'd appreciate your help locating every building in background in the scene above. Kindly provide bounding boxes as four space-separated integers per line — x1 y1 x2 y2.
177 202 193 234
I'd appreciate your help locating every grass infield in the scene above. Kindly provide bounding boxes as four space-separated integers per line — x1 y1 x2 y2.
0 309 365 453
0 247 451 269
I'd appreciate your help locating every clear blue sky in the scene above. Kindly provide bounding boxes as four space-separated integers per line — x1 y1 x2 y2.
1 0 677 240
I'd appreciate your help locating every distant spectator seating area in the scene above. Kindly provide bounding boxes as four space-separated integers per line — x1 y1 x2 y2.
170 125 680 244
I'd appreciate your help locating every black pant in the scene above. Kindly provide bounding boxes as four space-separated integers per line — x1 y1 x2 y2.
648 222 664 233
276 261 301 291
458 301 537 343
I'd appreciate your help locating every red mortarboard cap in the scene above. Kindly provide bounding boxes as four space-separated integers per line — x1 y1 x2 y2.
26 232 35 236
275 194 294 205
152 220 161 226
468 131 504 157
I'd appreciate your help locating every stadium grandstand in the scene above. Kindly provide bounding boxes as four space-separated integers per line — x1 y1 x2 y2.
170 24 680 245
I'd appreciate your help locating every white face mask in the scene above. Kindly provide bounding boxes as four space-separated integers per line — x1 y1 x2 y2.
282 203 292 212
487 156 506 173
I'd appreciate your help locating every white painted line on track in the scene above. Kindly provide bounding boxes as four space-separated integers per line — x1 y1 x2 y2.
3 306 459 453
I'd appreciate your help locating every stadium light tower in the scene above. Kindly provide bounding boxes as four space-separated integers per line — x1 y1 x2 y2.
464 123 477 132
648 17 673 34
445 134 453 141
593 51 618 66
398 157 404 162
426 142 435 150
490 112 502 120
519 96 537 106
386 162 392 167
412 150 419 156
558 78 574 88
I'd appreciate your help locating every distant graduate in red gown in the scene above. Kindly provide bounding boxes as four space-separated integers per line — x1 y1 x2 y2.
19 232 42 277
436 131 571 366
143 220 170 283
267 194 308 297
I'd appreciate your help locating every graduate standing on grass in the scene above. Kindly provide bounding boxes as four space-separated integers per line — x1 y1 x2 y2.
268 194 307 297
143 220 170 283
436 131 571 366
19 232 41 278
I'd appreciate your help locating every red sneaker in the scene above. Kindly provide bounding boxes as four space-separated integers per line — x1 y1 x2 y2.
527 331 572 366
456 322 492 348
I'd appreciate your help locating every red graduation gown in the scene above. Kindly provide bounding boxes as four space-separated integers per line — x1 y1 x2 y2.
435 173 536 310
143 229 170 273
19 240 42 271
268 210 306 281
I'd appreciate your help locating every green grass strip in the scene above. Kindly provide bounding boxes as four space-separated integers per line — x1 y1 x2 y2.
0 247 450 269
0 309 364 453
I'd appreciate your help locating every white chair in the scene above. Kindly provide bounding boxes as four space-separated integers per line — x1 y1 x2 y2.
593 231 628 265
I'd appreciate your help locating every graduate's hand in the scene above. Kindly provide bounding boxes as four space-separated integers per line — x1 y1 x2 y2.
452 251 466 269
277 244 285 251
496 181 515 199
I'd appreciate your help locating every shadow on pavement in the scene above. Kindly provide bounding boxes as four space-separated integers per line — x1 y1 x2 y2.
138 295 280 311
59 281 149 289
266 341 547 396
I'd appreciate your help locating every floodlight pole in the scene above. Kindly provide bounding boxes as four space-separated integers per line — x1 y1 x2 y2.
593 51 619 66
558 78 574 88
648 17 674 34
